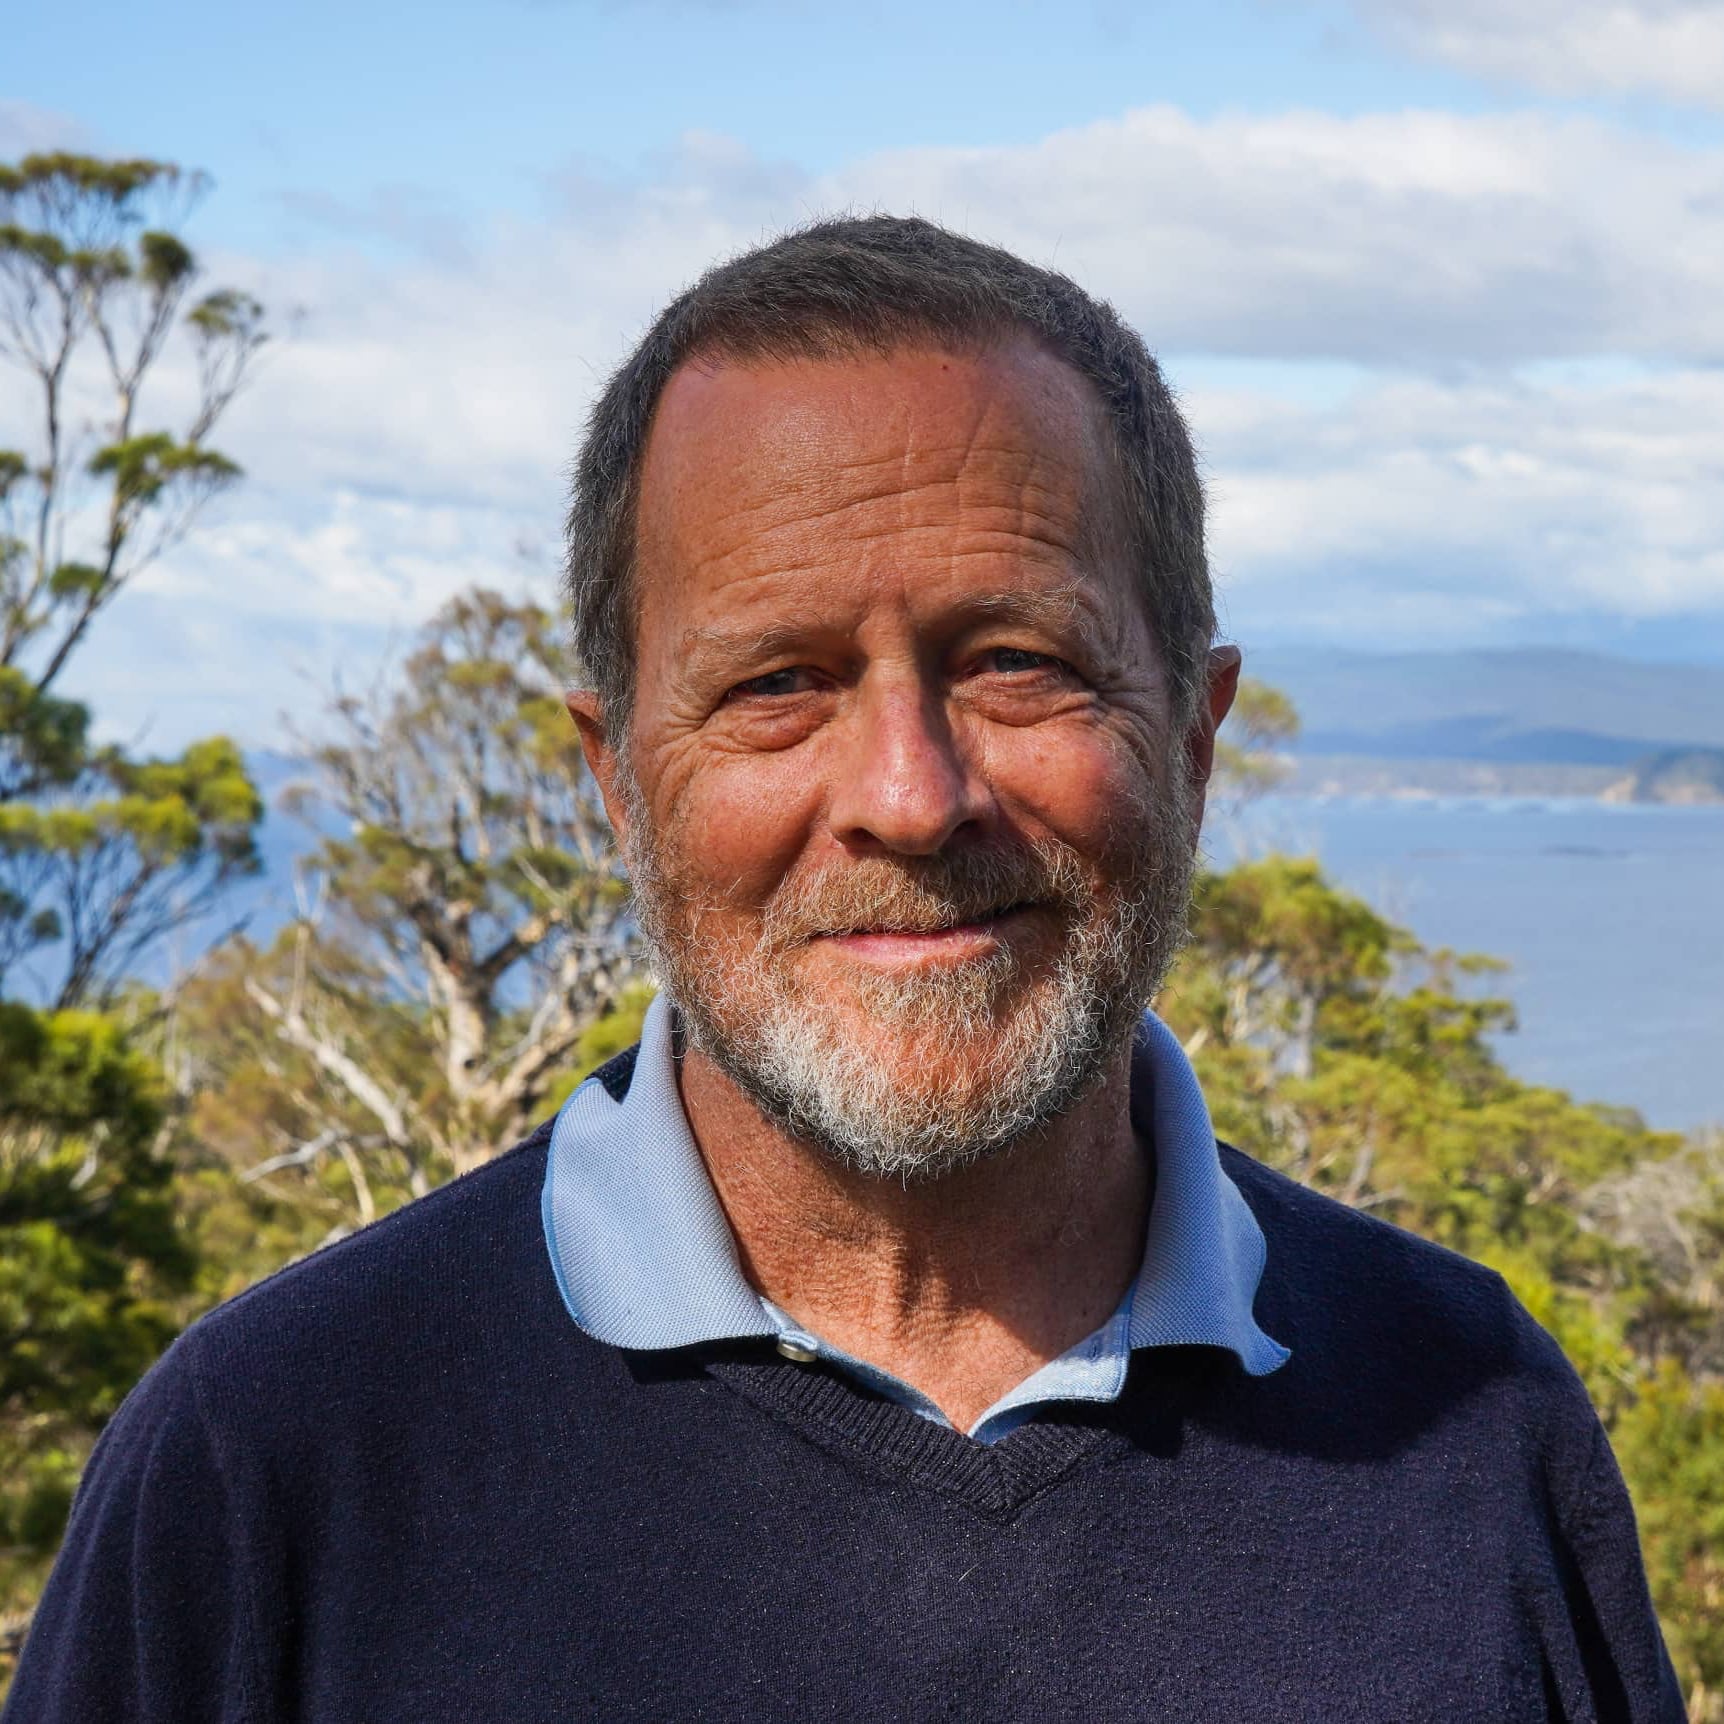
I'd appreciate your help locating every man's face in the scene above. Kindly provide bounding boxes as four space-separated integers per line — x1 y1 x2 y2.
574 338 1234 1179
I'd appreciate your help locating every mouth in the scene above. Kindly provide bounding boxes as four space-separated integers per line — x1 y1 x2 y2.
814 902 1042 966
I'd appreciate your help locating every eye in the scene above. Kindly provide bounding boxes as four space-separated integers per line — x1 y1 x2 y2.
728 665 817 700
984 647 1064 676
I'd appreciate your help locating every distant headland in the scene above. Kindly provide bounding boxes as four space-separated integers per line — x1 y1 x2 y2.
1244 647 1724 804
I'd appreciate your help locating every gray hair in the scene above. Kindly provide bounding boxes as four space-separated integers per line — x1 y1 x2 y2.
564 214 1214 737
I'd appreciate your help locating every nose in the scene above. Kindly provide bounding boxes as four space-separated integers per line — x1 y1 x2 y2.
826 680 992 857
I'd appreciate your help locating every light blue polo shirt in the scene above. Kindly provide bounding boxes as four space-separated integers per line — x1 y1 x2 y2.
542 993 1289 1443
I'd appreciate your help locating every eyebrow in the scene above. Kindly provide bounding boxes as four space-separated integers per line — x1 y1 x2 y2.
674 618 830 670
673 584 1102 671
962 585 1091 631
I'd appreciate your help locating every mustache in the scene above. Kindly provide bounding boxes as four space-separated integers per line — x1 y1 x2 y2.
758 840 1093 952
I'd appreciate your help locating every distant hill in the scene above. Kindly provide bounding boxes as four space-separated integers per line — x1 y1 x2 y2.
1244 647 1724 765
1231 647 1724 800
1248 648 1724 755
1296 718 1670 767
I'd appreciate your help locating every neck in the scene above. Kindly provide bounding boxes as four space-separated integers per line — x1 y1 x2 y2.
676 1038 1150 1434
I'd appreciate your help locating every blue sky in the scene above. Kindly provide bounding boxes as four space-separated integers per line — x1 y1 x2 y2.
7 0 1724 746
15 1 1497 239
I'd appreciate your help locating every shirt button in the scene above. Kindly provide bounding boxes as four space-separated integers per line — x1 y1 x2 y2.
775 1336 819 1363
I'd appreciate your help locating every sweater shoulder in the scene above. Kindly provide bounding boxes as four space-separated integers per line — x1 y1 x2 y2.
1221 1140 1514 1304
178 1122 566 1391
1220 1143 1589 1423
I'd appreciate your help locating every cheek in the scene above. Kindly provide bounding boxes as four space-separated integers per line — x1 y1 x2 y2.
653 749 825 908
982 721 1166 862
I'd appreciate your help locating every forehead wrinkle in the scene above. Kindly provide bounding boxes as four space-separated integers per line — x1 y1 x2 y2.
676 388 1086 532
680 466 1094 588
712 440 1059 516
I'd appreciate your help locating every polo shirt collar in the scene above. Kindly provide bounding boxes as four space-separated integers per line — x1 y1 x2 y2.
542 992 1287 1377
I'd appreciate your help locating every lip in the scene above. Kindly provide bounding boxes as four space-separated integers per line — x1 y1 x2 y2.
815 904 1038 968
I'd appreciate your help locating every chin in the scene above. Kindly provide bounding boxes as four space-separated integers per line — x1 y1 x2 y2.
714 964 1124 1176
810 978 1052 1065
844 1022 1011 1096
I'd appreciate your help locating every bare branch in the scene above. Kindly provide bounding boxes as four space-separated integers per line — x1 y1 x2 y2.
244 976 414 1150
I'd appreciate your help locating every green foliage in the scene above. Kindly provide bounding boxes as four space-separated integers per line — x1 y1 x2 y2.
0 150 252 682
89 431 239 522
251 590 638 1154
0 152 187 205
0 1002 190 1631
0 732 262 1005
0 150 266 1008
136 230 193 292
0 666 87 797
175 931 440 1232
1613 1364 1724 1693
1212 676 1300 802
542 982 657 1114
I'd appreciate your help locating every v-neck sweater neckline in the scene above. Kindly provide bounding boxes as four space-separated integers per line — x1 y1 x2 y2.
703 1346 1130 1520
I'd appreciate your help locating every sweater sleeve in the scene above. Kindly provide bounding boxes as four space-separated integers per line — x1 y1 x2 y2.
3 1336 262 1724
1550 1401 1687 1724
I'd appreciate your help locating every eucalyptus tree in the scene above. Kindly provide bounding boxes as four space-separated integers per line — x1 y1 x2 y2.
181 590 643 1235
0 152 264 1006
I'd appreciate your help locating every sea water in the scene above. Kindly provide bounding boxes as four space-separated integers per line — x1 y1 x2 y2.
1208 797 1724 1135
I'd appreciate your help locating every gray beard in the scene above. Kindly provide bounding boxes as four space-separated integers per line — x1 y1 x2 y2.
621 775 1196 1184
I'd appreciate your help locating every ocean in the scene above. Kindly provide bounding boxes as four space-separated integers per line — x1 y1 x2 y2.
1207 797 1724 1136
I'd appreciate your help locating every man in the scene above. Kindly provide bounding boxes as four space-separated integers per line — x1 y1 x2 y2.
9 218 1681 1722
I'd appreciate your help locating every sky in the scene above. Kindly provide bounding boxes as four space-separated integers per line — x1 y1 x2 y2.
7 0 1724 749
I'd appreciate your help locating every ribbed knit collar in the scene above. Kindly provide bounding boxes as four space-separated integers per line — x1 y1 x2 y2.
542 993 1288 1389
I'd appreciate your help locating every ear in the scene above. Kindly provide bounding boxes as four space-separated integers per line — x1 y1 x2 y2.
565 689 632 847
1181 644 1243 817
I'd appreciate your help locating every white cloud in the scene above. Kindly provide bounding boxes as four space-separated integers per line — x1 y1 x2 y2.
1350 0 1724 111
31 104 1724 743
840 107 1724 367
221 105 1724 508
186 102 1724 528
1196 367 1724 642
157 490 545 628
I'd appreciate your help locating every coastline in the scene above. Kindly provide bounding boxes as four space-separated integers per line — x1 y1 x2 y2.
1283 754 1724 805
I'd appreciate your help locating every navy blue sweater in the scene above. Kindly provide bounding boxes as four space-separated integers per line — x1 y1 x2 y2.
7 1105 1684 1721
